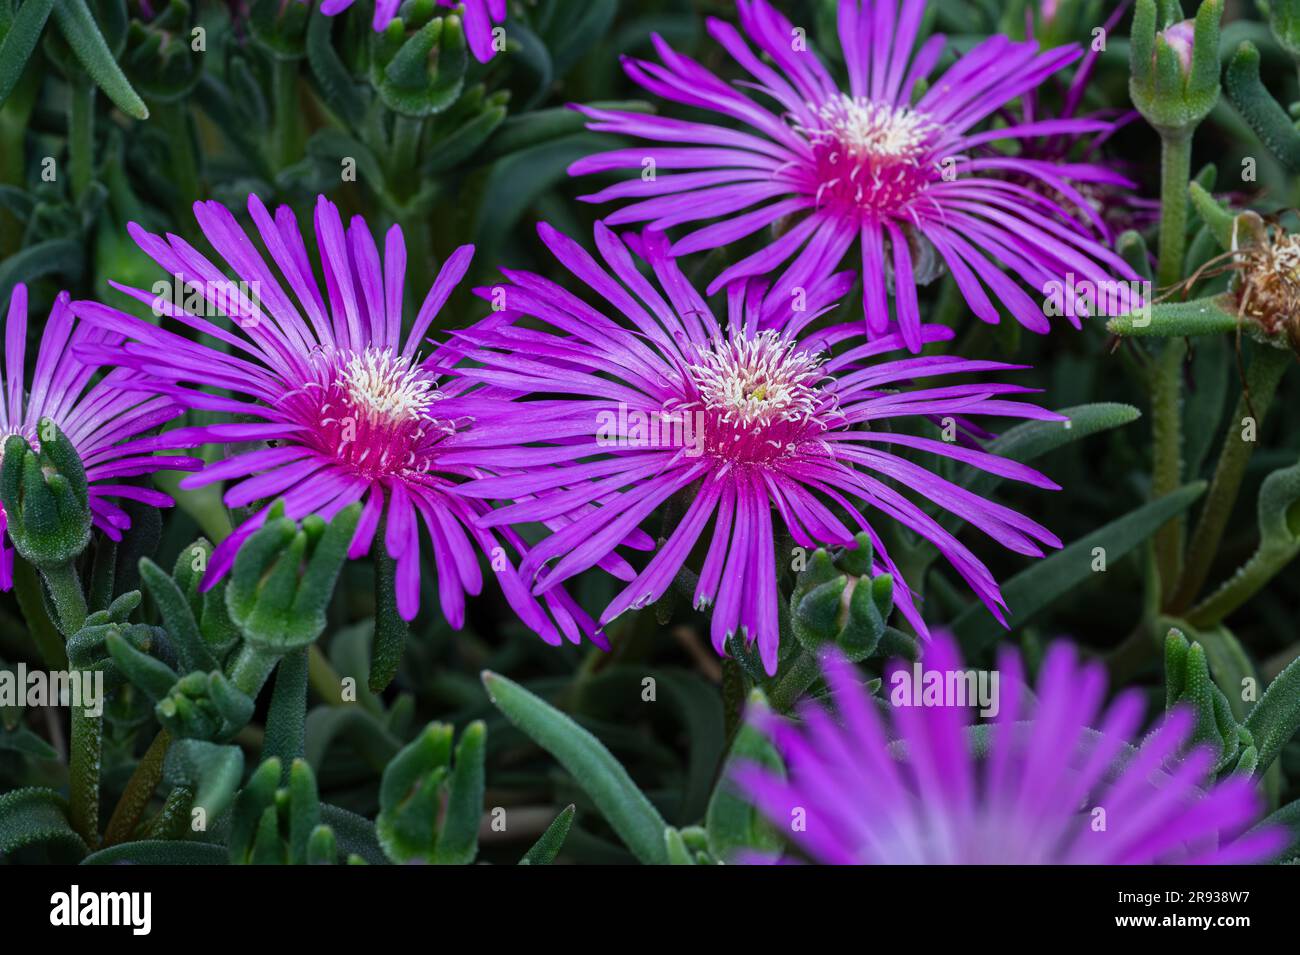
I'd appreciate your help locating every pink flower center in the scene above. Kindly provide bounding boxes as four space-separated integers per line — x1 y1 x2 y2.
681 331 839 466
798 94 941 218
286 346 453 479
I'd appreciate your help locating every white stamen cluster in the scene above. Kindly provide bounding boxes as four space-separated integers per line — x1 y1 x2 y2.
336 347 442 424
808 95 937 163
688 331 827 429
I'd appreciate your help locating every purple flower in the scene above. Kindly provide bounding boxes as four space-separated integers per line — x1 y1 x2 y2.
72 195 600 648
320 0 506 62
445 222 1063 674
568 0 1138 351
735 635 1286 864
1016 0 1157 243
0 285 199 589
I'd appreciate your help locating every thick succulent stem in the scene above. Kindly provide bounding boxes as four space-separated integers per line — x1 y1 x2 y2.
1170 346 1291 610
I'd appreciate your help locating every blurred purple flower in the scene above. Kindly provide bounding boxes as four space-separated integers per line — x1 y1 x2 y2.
0 285 199 589
73 195 599 648
569 0 1139 351
445 222 1063 674
736 635 1286 864
1015 0 1158 243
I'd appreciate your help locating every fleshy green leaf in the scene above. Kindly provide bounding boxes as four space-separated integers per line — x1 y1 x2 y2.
51 0 148 119
0 787 86 861
954 482 1207 650
519 805 575 865
81 840 226 865
482 670 669 865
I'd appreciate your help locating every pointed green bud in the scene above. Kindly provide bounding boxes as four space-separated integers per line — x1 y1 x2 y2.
226 502 361 654
153 669 255 742
370 11 467 117
370 719 491 865
228 756 286 864
0 423 92 568
1130 0 1223 135
791 532 892 661
1164 628 1243 771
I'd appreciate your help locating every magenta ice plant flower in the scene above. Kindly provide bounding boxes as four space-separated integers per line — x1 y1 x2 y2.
72 195 600 648
320 0 506 62
445 221 1064 674
0 284 200 589
569 0 1139 351
1015 0 1157 243
736 635 1287 864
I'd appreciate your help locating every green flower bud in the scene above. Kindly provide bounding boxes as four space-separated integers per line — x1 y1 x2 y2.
66 590 177 689
0 422 92 569
790 532 894 661
1165 628 1248 771
228 757 335 864
226 501 360 655
154 670 254 743
1130 0 1223 136
248 0 311 60
171 538 240 661
123 0 203 101
376 721 486 864
370 7 467 117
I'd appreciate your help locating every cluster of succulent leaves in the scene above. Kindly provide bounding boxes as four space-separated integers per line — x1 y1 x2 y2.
1 0 1300 865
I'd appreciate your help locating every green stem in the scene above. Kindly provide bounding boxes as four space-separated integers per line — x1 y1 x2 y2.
769 650 823 713
68 706 101 846
40 561 87 637
369 541 409 693
1169 345 1291 611
721 657 745 746
39 561 98 844
389 114 425 192
87 537 117 612
227 643 279 699
1148 128 1194 602
306 644 345 706
155 100 200 215
1157 130 1192 290
67 77 94 201
1189 538 1300 629
103 729 170 846
1151 337 1187 601
11 558 68 669
269 58 303 171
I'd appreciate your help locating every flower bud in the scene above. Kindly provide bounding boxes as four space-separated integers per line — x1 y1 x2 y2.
370 8 468 117
1164 628 1247 771
376 720 486 864
154 670 255 743
228 757 337 864
1130 0 1223 135
0 422 92 569
790 532 894 661
66 591 177 690
226 501 361 655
